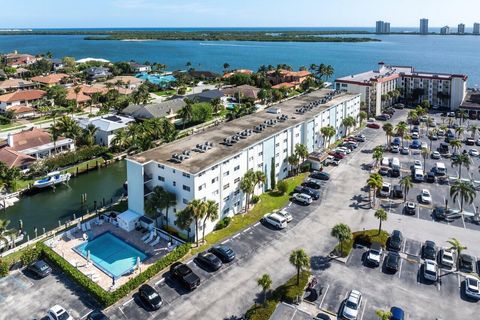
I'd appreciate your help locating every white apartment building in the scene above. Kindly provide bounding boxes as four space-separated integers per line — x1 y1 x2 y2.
125 89 360 241
335 62 467 115
440 26 450 35
474 23 480 35
458 23 466 34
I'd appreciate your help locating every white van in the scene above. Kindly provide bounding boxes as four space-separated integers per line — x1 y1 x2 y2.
381 157 390 167
262 213 287 229
414 168 424 182
390 157 400 170
434 162 446 176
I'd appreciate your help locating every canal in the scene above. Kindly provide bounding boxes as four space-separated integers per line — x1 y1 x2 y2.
1 160 127 237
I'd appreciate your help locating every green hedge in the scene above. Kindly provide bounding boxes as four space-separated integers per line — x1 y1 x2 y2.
38 242 190 306
43 145 108 170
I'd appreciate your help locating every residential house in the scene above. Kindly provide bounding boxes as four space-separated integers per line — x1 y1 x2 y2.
66 85 108 105
31 73 69 88
1 127 74 161
179 89 225 103
105 76 144 90
0 90 46 117
3 52 37 67
76 114 135 147
85 67 112 81
186 70 220 80
223 69 254 79
267 70 312 87
129 62 151 73
47 58 65 71
222 85 261 102
0 79 37 93
0 147 36 170
123 98 186 122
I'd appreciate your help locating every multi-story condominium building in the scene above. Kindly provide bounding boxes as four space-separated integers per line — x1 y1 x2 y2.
420 18 429 34
375 21 390 34
335 62 467 115
126 90 360 241
458 23 466 34
473 23 480 35
440 26 450 35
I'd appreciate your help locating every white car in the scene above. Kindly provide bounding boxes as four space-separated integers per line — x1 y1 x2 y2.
423 260 438 282
379 182 391 197
292 193 313 205
420 189 432 204
366 243 382 266
400 146 409 155
336 147 351 154
440 248 455 268
262 213 287 229
464 275 480 300
412 132 420 139
47 305 73 320
431 151 441 159
421 142 428 149
437 129 445 136
275 210 293 223
413 160 422 170
391 145 400 153
342 290 362 320
469 149 479 157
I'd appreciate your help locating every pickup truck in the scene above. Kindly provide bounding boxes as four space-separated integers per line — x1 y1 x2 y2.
170 262 200 290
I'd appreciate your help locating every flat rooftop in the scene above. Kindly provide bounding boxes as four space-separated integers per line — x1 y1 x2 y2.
130 89 358 174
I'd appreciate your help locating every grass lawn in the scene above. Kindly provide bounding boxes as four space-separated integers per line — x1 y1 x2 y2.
334 229 390 257
0 124 25 131
64 157 106 175
153 89 177 96
192 173 307 253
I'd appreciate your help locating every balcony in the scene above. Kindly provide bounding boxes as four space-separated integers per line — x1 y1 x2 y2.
144 185 153 197
144 173 153 184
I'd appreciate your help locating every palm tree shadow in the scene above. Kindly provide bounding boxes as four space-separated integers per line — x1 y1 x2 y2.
310 255 333 271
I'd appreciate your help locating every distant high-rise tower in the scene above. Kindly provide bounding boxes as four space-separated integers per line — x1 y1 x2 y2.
420 18 429 34
458 23 465 34
440 26 450 35
375 21 390 34
384 22 391 34
473 23 480 35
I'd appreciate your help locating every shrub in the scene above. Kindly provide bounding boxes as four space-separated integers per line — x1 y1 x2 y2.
251 195 260 204
38 242 190 306
215 217 231 230
0 260 9 277
177 87 187 95
276 180 288 195
20 246 41 266
43 145 108 170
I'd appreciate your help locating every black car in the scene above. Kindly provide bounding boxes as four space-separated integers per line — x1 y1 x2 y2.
170 262 201 290
385 252 401 272
391 168 400 178
388 230 404 252
301 180 321 190
196 252 222 271
138 284 162 311
27 260 52 278
294 186 320 200
310 171 330 181
404 202 416 215
392 185 403 199
459 254 477 273
87 310 110 320
422 241 437 260
209 245 236 263
426 172 436 183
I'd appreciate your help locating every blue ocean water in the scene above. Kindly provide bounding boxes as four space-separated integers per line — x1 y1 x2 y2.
0 30 479 86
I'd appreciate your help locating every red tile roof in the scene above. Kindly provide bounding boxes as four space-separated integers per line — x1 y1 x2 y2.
2 127 61 152
0 90 46 103
0 147 35 169
31 73 68 85
9 105 35 114
272 82 297 89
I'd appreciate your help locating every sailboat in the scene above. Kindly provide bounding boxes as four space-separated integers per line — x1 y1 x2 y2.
33 171 72 189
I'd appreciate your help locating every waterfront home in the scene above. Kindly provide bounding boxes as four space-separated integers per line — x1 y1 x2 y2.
47 58 65 71
123 98 186 121
0 147 36 169
272 82 297 90
66 85 108 106
3 52 37 67
105 76 144 90
1 127 75 161
223 69 254 79
0 78 37 93
129 61 151 73
85 67 112 81
179 89 225 103
31 73 69 88
75 114 135 147
267 69 312 86
222 85 261 102
186 70 220 81
335 62 467 115
0 89 46 115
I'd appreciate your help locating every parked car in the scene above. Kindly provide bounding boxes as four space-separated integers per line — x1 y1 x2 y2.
379 166 391 176
366 242 383 267
412 160 422 170
469 148 479 157
87 309 109 320
423 260 439 282
426 172 436 183
432 207 457 221
367 123 380 129
379 182 391 197
466 138 476 146
294 186 320 200
388 230 404 252
431 151 441 159
342 290 362 320
459 254 477 273
422 240 437 260
302 179 322 190
390 307 405 320
170 262 201 290
392 185 403 199
328 151 344 159
208 245 236 263
355 134 366 142
440 248 455 268
400 146 409 155
464 275 480 300
420 189 432 204
392 137 401 146
262 212 288 229
292 193 313 205
385 251 401 272
476 138 480 146
310 171 330 180
410 140 421 149
393 103 405 109
196 251 223 271
404 202 416 215
138 284 163 311
275 209 293 223
391 145 400 153
27 260 52 278
47 305 73 320
376 114 389 121
411 132 420 140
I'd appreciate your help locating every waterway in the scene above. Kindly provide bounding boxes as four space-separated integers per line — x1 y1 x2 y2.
1 161 126 237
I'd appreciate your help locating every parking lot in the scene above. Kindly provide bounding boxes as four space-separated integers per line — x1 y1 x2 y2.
0 267 98 319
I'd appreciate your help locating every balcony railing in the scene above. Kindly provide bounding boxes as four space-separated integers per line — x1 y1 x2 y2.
144 174 153 183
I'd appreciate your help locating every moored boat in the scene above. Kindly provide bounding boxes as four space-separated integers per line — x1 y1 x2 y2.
33 171 72 189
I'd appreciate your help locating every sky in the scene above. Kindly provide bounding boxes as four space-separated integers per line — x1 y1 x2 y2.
2 0 480 29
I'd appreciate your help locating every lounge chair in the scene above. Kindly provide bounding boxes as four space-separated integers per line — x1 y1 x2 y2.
150 236 160 247
81 223 87 232
144 232 155 244
86 222 92 231
141 231 152 242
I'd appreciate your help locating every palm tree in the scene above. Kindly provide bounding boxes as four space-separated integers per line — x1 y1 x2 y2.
82 124 97 147
331 223 352 256
342 116 356 136
375 309 392 320
202 200 219 242
374 208 388 235
367 173 383 206
427 129 437 150
56 115 82 142
73 86 82 110
450 180 476 213
144 186 166 227
295 144 309 164
407 110 418 129
399 175 413 203
240 170 256 212
421 147 429 175
372 147 384 168
395 121 408 147
449 139 462 154
211 97 223 114
289 249 310 285
382 123 394 145
451 153 472 178
0 219 17 249
447 238 467 270
253 170 266 193
320 126 336 148
359 111 367 126
257 274 272 305
186 199 207 247
455 126 464 139
111 128 131 151
179 100 194 129
287 154 300 175
160 190 177 231
469 125 479 139
48 124 62 153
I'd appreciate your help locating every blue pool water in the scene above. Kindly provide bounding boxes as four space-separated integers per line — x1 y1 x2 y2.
74 232 147 278
135 72 176 85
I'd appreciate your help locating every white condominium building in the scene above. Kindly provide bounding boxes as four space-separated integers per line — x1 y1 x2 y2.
126 90 360 241
335 62 467 115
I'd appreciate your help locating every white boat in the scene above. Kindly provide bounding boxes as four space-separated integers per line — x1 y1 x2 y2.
33 171 72 188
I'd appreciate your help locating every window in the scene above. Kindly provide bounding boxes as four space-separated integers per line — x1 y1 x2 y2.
212 177 218 184
234 189 240 196
158 176 165 182
257 163 263 168
275 153 279 157
283 167 288 172
173 181 176 187
223 160 230 165
212 165 218 170
183 185 190 192
234 201 240 207
223 196 230 201
234 177 240 183
173 169 176 173
213 190 219 196
283 148 287 153
223 171 230 177
249 156 254 161
223 183 230 190
198 183 206 191
182 172 190 178
275 143 280 147
157 164 164 169
223 208 230 215
182 199 188 204
283 138 287 143
258 152 263 156
199 171 205 177
234 165 240 171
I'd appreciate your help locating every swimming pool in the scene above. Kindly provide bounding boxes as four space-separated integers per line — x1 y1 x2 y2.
135 72 176 86
74 232 148 278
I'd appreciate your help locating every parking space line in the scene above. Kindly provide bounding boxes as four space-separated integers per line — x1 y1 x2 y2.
243 227 251 233
254 222 260 227
155 278 165 286
318 283 330 309
398 258 404 278
232 233 240 239
122 298 134 306
359 298 367 320
221 239 230 244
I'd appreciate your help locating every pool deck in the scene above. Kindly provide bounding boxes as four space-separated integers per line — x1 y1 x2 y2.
50 220 171 291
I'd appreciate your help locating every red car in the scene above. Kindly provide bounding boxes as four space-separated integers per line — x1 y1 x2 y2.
328 151 345 159
367 122 381 129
